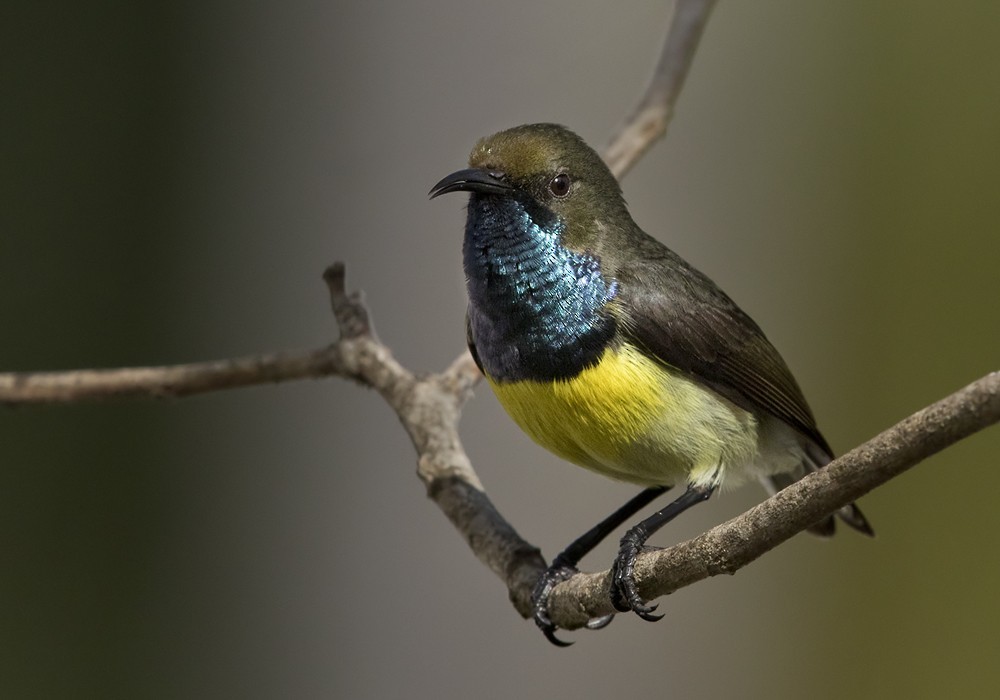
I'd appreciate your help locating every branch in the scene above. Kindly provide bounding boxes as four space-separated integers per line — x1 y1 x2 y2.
0 265 405 405
0 348 350 404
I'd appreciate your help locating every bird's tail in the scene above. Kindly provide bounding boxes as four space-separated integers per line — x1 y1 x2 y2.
762 444 873 537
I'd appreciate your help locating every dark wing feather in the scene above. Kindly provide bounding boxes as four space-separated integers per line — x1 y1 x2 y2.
613 237 833 458
466 314 485 375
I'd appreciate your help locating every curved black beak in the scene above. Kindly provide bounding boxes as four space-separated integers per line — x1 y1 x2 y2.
429 168 512 199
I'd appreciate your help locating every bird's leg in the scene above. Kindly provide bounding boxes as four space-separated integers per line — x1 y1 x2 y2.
610 482 716 621
532 486 668 646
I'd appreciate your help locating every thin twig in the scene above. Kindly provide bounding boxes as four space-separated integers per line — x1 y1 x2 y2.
0 266 407 405
603 0 718 178
0 348 350 404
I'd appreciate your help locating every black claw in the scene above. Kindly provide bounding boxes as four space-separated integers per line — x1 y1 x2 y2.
532 562 618 645
636 606 663 622
609 536 664 622
609 566 631 613
630 598 658 616
531 564 580 647
586 613 615 630
610 583 630 613
542 627 574 647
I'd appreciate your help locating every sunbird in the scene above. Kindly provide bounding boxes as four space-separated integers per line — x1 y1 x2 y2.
431 123 871 645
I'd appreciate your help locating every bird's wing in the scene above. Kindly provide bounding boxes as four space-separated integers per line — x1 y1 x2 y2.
465 313 485 375
612 239 832 457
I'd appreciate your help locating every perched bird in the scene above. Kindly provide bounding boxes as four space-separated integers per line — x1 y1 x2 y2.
430 123 872 645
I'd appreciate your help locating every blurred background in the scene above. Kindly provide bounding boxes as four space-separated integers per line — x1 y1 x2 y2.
2 1 998 697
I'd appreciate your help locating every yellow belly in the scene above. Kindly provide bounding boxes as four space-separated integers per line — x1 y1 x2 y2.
487 343 761 487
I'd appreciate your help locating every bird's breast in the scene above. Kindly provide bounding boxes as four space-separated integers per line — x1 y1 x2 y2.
487 342 762 487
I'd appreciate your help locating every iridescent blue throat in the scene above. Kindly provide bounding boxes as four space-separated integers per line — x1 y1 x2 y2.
463 194 618 382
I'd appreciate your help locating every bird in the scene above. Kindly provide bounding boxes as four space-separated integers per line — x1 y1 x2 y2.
430 123 872 645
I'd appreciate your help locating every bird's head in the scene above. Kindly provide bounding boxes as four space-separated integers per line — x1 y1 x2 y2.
430 124 629 252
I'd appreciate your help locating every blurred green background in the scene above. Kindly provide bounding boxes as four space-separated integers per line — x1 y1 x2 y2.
2 1 998 698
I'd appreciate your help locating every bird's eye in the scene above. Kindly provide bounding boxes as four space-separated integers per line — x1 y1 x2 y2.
549 173 571 197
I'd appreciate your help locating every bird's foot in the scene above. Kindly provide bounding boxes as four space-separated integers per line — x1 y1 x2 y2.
531 562 614 647
609 534 663 622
